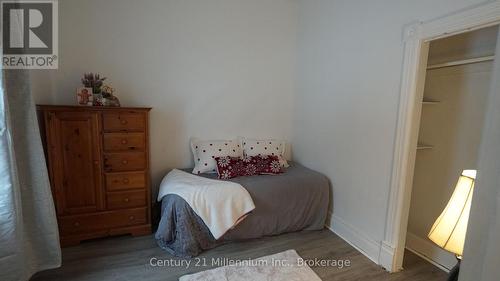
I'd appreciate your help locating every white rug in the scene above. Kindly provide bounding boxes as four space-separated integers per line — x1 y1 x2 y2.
179 250 322 281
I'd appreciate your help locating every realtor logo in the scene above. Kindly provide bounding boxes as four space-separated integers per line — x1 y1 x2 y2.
1 0 58 69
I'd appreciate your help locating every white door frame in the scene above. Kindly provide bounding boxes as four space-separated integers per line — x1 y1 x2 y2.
381 1 500 273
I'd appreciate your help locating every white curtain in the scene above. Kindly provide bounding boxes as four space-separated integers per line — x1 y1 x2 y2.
0 69 62 280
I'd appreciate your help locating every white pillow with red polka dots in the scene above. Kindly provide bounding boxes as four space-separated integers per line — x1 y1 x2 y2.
190 138 243 174
241 138 289 167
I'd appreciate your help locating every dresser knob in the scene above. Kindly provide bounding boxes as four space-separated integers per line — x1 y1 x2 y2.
124 198 130 202
123 178 130 184
122 160 128 165
129 216 135 220
74 222 80 227
120 119 128 125
121 139 128 144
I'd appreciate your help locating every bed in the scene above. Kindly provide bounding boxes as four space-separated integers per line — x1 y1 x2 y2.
155 162 330 258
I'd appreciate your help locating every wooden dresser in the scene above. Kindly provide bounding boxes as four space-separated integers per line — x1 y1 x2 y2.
37 105 152 246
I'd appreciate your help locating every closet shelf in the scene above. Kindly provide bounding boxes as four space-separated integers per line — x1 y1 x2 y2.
422 100 440 105
417 144 433 150
427 55 494 70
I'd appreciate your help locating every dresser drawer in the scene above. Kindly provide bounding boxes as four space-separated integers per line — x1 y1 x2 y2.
58 208 147 235
103 112 146 132
107 190 146 210
104 133 145 152
104 152 146 172
106 171 146 191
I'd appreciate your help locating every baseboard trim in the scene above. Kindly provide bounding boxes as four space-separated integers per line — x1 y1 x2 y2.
379 241 398 272
405 232 455 272
325 212 381 266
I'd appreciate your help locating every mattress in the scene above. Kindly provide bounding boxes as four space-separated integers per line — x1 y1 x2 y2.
155 162 330 257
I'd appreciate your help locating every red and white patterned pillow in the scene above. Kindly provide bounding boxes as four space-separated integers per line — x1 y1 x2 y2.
240 138 289 167
215 155 282 179
214 156 246 179
190 138 243 174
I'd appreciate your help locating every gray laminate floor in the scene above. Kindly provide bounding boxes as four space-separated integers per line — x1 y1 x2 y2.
32 230 447 281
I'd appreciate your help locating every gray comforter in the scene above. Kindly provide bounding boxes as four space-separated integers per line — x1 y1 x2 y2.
155 162 330 257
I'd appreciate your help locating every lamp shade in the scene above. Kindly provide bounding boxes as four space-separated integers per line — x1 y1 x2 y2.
428 170 476 257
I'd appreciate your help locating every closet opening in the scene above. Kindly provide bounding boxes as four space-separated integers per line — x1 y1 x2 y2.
402 25 499 279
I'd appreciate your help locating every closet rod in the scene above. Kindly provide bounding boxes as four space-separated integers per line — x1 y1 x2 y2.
427 55 495 70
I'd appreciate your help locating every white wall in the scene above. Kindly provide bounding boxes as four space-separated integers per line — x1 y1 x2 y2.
293 0 494 263
31 0 298 197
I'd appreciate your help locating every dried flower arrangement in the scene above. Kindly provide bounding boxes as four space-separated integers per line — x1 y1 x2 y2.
80 73 120 107
81 73 106 94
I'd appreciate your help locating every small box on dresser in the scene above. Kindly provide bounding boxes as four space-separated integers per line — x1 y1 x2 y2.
37 105 152 247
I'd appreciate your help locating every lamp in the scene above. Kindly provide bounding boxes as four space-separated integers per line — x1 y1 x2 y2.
428 169 476 281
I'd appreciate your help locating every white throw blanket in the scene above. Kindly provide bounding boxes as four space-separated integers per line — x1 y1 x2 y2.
157 169 255 239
